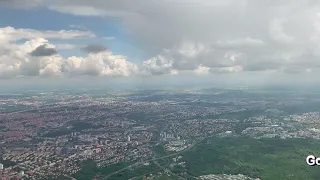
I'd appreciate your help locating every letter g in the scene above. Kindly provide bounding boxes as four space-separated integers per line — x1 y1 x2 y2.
306 155 316 166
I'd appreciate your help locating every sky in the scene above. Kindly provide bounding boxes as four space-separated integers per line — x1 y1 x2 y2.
1 0 320 88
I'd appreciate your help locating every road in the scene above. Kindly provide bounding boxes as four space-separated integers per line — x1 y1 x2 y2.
100 137 205 180
100 162 140 180
153 160 186 180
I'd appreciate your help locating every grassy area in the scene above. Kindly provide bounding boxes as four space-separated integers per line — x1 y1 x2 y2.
151 143 167 157
109 162 159 180
149 175 179 180
43 176 71 180
181 137 320 180
73 160 131 180
74 137 320 180
0 157 17 167
74 160 163 180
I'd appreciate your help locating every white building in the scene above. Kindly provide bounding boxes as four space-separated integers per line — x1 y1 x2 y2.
19 171 24 176
0 163 3 170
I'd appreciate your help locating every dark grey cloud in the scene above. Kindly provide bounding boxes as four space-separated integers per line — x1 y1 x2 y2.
30 44 57 57
81 44 107 54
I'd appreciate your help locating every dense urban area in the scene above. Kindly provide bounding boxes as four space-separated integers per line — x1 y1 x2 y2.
1 87 320 180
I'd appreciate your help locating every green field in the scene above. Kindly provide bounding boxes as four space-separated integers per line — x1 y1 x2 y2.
149 175 179 180
74 137 320 180
74 160 162 180
73 161 131 180
182 137 320 180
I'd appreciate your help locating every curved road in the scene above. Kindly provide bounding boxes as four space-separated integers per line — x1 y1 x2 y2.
100 138 205 180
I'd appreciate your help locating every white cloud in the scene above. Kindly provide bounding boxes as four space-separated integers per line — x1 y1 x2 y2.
214 38 265 48
175 41 207 58
0 27 136 78
34 0 320 75
269 19 295 44
63 52 138 77
194 65 210 75
0 26 95 43
140 55 176 76
210 66 243 73
221 66 243 73
39 62 62 76
0 37 63 77
141 41 244 74
4 0 320 78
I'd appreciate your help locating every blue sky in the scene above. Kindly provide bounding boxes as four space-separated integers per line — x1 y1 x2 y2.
0 6 144 62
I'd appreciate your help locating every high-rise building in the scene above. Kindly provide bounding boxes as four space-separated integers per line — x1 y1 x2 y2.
0 163 3 170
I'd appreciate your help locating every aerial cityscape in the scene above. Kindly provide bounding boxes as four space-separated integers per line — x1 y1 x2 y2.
1 87 320 180
2 0 320 179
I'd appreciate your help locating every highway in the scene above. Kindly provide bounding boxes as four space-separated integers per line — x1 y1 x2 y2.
153 160 186 180
100 137 205 180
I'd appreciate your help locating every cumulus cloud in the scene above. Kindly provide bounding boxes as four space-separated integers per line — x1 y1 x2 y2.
140 55 177 75
0 38 63 77
4 0 320 77
0 26 136 78
140 41 245 75
194 65 210 75
81 44 107 54
0 37 137 78
35 0 320 75
63 52 138 76
0 26 96 78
